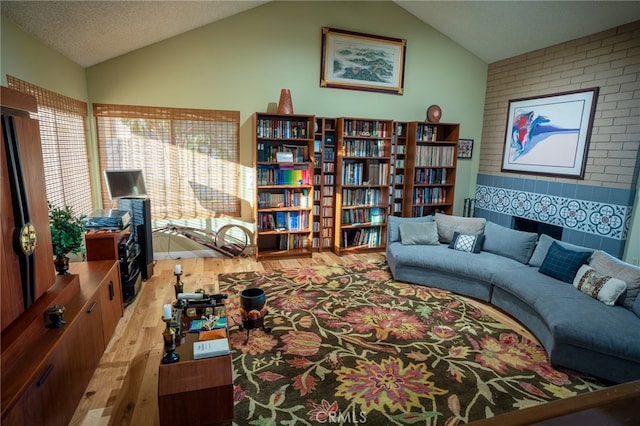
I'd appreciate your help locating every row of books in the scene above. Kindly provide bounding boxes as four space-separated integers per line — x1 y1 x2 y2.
257 143 309 162
416 124 438 142
277 234 309 250
323 162 335 173
311 237 333 248
414 168 447 184
415 146 455 167
413 187 447 205
257 164 311 185
343 120 388 138
258 189 309 209
342 139 386 157
256 118 309 139
342 188 382 206
341 161 389 186
342 227 382 248
258 211 310 231
341 207 385 225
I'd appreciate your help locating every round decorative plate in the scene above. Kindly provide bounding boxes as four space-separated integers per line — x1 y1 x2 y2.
426 105 442 123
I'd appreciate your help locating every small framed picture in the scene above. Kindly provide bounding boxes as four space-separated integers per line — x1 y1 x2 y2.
458 139 473 159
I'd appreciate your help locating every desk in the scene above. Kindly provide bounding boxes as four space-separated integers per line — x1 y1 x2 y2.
157 308 233 426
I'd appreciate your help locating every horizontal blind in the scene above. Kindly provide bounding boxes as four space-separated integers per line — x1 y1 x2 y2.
7 76 93 216
93 104 240 219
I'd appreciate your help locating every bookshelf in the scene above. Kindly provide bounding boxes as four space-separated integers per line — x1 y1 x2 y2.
391 121 407 217
312 117 336 251
253 113 315 260
333 117 393 254
403 121 459 217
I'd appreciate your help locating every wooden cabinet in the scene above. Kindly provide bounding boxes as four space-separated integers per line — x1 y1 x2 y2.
403 122 459 217
312 117 336 251
85 228 129 261
333 117 393 254
253 113 315 260
1 87 56 331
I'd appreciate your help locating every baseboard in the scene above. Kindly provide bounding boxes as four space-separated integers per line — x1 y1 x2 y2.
154 246 254 260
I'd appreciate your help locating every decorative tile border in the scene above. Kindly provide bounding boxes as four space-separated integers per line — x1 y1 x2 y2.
475 185 632 240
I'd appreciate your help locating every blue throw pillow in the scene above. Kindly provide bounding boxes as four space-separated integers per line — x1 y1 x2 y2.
539 241 592 283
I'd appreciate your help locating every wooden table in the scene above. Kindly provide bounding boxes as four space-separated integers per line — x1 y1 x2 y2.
157 307 233 426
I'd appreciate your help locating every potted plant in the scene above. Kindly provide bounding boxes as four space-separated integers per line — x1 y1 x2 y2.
49 202 86 274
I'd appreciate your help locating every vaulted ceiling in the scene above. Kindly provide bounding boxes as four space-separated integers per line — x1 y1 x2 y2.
2 1 640 68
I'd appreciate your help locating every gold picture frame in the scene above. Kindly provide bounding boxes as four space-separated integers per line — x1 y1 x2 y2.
320 27 406 95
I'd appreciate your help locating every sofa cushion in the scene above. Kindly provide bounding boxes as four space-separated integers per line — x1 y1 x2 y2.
589 250 640 309
539 241 591 284
399 221 439 245
529 234 593 267
387 215 434 244
482 221 538 264
573 264 627 306
434 213 486 244
449 232 484 253
633 295 640 318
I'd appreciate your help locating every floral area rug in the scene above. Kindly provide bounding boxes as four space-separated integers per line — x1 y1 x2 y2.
218 262 604 425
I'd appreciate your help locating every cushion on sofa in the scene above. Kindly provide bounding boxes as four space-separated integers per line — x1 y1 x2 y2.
589 250 640 309
434 213 486 244
399 221 439 245
573 264 627 306
449 232 484 253
482 221 538 264
539 241 591 284
388 215 434 244
529 234 593 267
633 295 640 318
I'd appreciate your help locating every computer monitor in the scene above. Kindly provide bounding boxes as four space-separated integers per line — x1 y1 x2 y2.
104 169 148 199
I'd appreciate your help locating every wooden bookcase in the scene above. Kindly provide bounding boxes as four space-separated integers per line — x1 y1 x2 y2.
253 113 315 260
390 121 407 217
403 121 459 217
333 117 393 254
312 117 336 251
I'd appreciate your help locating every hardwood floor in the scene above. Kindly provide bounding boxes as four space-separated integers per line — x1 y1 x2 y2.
69 252 537 425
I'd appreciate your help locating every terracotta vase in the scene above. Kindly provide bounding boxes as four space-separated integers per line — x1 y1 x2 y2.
277 89 294 114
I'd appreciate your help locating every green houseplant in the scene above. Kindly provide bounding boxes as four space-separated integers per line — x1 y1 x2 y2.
49 202 86 274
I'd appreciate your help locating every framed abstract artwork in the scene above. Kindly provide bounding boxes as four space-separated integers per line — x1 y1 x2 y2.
320 27 406 95
501 87 599 179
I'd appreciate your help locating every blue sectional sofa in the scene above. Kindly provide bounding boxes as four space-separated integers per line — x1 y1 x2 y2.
386 214 640 384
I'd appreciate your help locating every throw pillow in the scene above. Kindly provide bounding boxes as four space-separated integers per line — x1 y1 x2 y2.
589 250 640 309
538 241 592 284
529 234 593 267
482 221 538 264
399 221 439 245
448 232 485 253
388 215 434 244
434 213 486 244
573 264 627 306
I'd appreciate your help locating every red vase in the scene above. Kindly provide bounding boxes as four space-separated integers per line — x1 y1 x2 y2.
277 89 294 114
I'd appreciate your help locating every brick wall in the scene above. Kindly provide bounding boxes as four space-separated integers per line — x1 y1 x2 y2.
479 20 640 188
474 21 639 258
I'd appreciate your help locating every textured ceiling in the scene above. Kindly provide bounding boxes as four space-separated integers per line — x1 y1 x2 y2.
2 1 640 67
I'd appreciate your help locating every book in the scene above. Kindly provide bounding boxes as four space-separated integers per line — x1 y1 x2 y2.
213 316 227 329
189 319 207 332
193 338 230 359
199 329 226 341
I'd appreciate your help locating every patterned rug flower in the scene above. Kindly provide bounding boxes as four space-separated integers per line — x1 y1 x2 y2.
218 262 605 425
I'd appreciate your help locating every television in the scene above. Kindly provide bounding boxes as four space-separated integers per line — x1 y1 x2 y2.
104 169 148 199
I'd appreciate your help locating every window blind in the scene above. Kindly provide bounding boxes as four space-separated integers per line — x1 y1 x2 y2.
93 104 240 219
7 76 93 216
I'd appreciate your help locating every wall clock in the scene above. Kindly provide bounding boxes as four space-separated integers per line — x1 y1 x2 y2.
426 105 442 123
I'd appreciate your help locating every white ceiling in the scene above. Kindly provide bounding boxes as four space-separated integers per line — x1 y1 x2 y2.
2 1 640 68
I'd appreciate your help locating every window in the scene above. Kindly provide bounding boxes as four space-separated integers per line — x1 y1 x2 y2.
7 76 93 215
93 104 240 220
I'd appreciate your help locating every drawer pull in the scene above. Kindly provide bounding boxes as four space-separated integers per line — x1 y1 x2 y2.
109 280 115 300
87 301 97 313
37 364 54 387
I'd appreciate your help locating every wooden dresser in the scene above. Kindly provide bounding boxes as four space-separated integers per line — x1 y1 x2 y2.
1 86 123 425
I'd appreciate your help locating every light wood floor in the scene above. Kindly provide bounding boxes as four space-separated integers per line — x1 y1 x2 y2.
69 252 537 426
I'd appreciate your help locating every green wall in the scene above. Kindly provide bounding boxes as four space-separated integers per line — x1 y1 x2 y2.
2 1 488 251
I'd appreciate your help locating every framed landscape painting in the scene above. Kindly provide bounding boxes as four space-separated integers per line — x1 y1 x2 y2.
320 27 406 95
501 87 598 179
